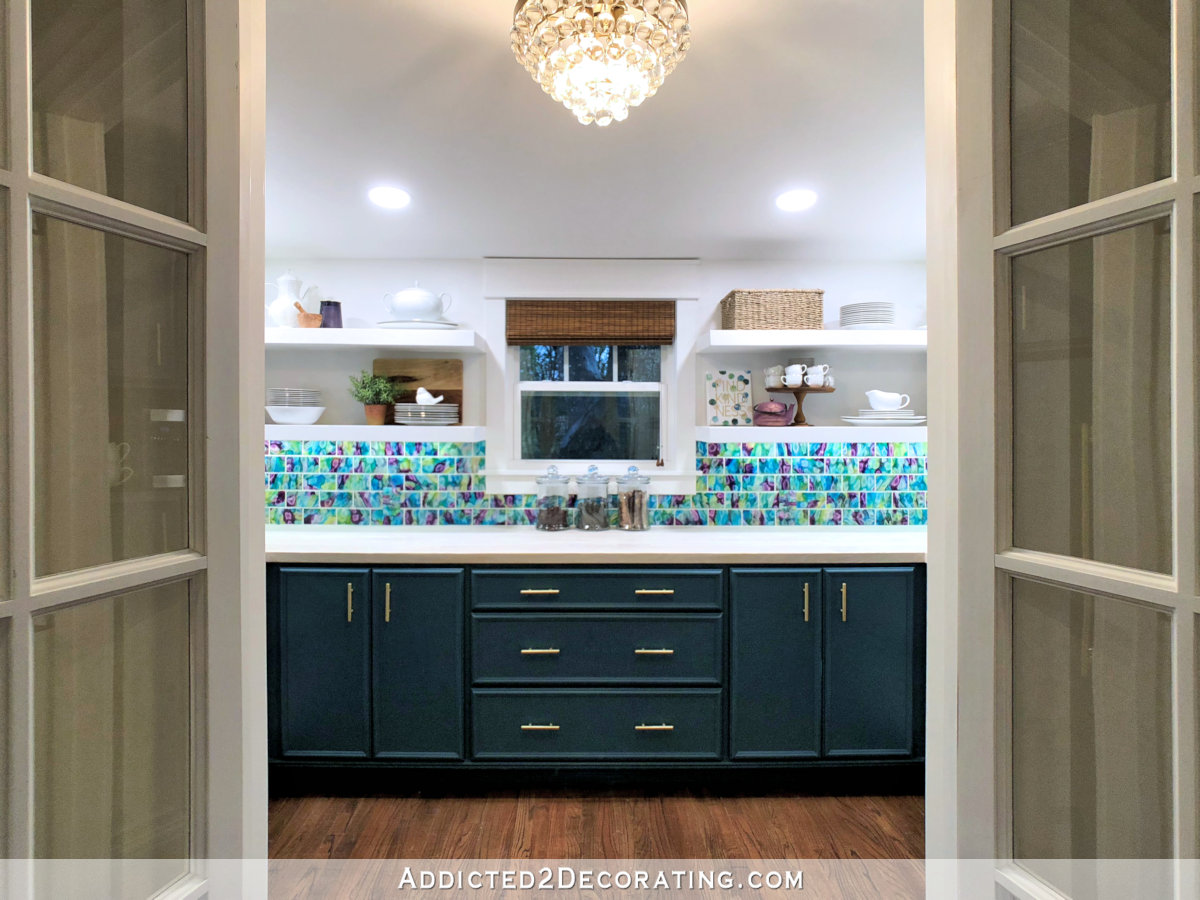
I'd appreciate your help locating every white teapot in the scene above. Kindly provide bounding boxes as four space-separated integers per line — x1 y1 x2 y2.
384 282 453 322
266 272 321 327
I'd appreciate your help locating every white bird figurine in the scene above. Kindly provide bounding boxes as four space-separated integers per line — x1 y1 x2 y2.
415 387 444 405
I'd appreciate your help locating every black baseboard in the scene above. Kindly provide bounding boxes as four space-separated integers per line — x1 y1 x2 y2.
269 760 924 798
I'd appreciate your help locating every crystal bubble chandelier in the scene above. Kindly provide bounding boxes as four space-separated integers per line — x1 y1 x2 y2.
510 0 692 127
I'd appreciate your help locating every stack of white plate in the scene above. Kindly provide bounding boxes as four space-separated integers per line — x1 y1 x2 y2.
841 408 926 426
266 389 325 425
839 302 896 330
394 402 459 425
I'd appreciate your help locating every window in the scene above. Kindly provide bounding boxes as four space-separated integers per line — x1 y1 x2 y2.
518 345 664 461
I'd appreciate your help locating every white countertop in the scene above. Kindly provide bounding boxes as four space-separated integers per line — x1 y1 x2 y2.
266 525 927 564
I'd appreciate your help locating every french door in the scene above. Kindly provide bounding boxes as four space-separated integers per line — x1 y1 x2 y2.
929 0 1199 898
1 2 265 898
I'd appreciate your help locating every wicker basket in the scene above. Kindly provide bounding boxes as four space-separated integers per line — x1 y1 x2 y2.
719 289 824 330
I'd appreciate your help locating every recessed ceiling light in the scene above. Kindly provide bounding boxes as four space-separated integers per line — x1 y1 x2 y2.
776 189 818 212
368 186 412 210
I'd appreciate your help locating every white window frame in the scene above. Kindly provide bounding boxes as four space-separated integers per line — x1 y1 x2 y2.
489 340 693 494
512 343 670 474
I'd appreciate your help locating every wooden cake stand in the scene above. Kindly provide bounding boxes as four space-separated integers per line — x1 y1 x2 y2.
767 385 835 426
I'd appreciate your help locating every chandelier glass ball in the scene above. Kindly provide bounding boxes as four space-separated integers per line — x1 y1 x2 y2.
511 0 692 127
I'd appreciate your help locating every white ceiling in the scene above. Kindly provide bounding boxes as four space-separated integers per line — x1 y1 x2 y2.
266 0 925 262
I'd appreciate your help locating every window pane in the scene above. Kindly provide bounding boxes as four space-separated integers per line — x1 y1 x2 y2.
34 582 190 887
1011 218 1171 573
1012 579 1172 895
1009 0 1171 225
521 391 660 460
33 215 191 577
32 0 189 220
519 345 564 381
567 345 614 382
617 345 662 382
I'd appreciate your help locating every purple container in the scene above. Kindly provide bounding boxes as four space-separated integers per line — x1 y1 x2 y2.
319 300 343 328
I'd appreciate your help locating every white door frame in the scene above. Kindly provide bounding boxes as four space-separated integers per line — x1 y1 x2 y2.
924 0 998 879
203 0 268 884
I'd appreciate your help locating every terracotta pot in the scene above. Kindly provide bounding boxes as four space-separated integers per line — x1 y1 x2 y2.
363 404 388 425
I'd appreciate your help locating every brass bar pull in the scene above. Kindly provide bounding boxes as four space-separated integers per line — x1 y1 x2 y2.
520 589 560 596
521 724 560 731
520 648 561 655
347 583 354 623
634 648 675 655
803 583 810 622
635 724 675 732
635 589 675 596
841 583 848 622
385 582 392 623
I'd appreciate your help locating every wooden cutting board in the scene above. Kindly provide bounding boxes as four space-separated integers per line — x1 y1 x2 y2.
372 358 464 409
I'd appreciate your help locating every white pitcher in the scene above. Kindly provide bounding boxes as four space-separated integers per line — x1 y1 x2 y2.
266 273 321 327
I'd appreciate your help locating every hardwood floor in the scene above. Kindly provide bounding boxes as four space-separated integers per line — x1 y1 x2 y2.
269 790 924 859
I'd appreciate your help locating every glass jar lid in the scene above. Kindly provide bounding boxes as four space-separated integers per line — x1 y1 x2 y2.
617 465 650 487
577 464 608 486
536 464 570 486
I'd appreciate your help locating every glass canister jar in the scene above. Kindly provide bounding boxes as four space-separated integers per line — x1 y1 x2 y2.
576 465 610 531
535 465 571 531
617 465 651 531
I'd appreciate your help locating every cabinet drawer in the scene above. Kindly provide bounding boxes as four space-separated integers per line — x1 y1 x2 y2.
471 569 723 611
472 614 722 685
472 689 722 760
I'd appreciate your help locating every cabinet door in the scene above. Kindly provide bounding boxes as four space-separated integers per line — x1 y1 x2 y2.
729 568 821 759
278 567 371 757
822 567 915 757
372 568 465 759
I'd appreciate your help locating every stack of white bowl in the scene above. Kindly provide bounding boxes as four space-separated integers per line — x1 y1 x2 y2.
393 402 459 425
266 389 325 425
839 302 896 330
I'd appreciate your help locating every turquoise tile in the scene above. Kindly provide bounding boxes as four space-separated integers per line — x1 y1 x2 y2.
302 508 337 525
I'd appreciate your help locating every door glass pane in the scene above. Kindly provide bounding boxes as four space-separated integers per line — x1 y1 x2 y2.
33 214 191 577
1009 0 1171 225
0 191 7 602
521 391 661 459
1012 579 1173 896
33 581 190 893
0 619 8 859
1011 218 1171 573
32 0 189 220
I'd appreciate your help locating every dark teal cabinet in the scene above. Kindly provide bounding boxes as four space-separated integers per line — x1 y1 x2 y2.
372 569 465 759
277 567 372 758
729 568 822 759
822 567 916 757
270 563 923 774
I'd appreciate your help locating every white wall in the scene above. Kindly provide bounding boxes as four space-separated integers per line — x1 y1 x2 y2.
265 257 927 433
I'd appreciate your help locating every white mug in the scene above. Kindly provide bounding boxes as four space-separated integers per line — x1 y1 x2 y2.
865 390 910 410
803 370 826 387
783 364 807 385
106 442 133 486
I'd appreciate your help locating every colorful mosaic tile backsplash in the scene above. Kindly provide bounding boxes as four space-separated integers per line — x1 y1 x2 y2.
266 440 927 527
270 439 926 528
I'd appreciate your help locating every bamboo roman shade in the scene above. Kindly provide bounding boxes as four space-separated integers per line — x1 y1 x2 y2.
505 300 676 346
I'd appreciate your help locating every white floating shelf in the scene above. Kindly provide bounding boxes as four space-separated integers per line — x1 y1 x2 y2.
697 329 927 353
266 425 487 443
265 327 486 353
696 425 927 443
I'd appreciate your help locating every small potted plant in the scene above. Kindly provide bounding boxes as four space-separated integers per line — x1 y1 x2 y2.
349 370 397 425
